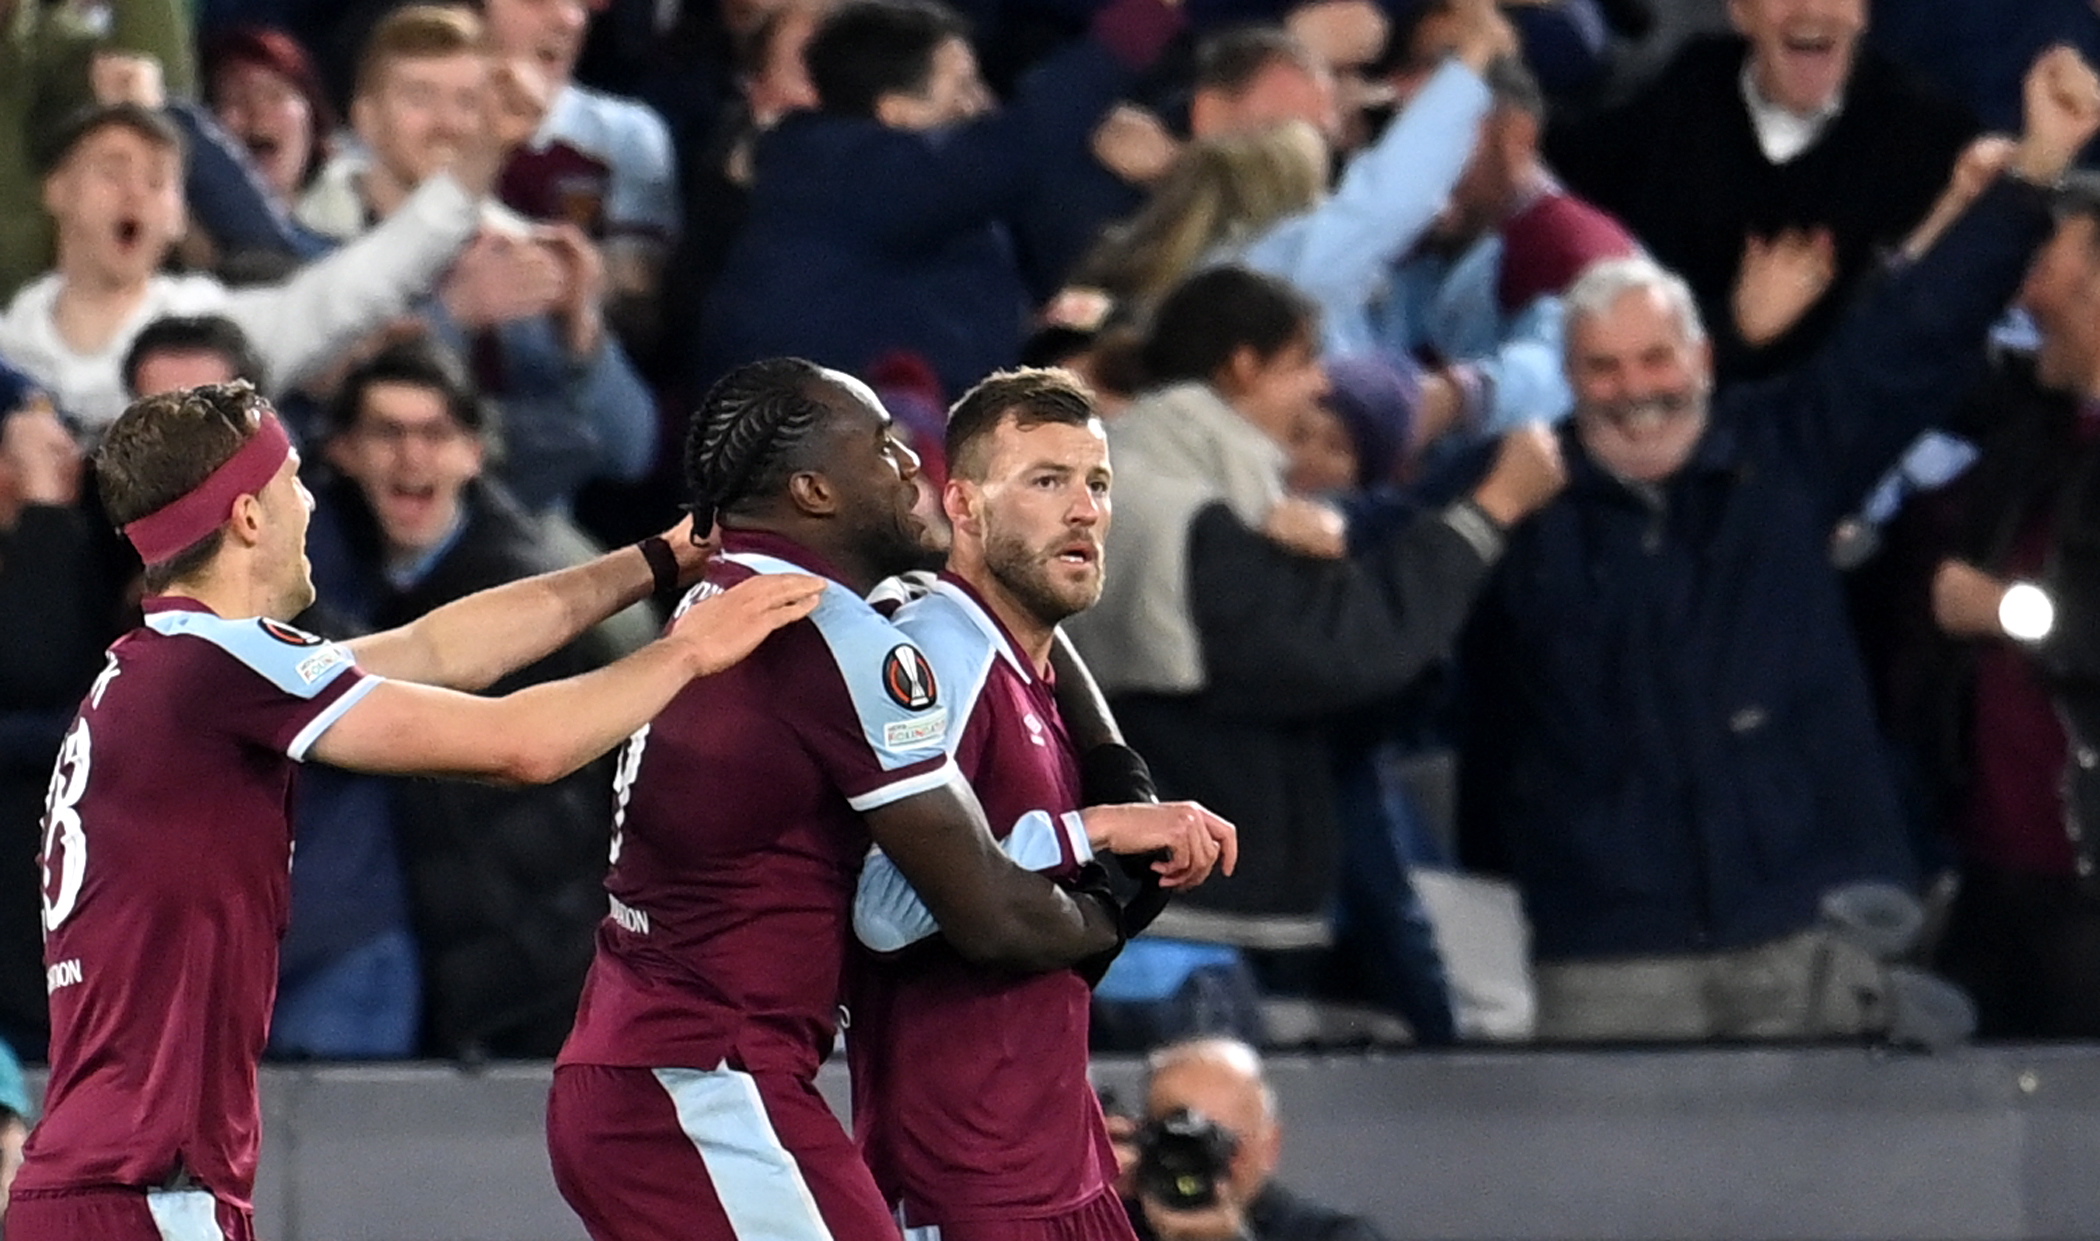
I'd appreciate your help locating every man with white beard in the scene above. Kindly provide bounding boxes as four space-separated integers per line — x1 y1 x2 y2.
1457 46 2100 1043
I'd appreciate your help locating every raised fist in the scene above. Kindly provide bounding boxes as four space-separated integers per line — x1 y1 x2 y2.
2012 45 2100 184
1472 422 1567 526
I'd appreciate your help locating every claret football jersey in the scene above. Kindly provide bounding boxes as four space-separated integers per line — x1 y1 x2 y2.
21 597 379 1207
848 575 1117 1225
558 530 957 1081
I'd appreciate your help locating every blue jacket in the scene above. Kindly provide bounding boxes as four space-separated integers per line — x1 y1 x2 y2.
1458 176 2054 962
698 41 1126 398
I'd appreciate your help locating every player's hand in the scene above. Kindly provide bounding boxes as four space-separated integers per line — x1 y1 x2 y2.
668 574 826 676
660 513 720 585
1083 801 1238 888
2012 44 2100 184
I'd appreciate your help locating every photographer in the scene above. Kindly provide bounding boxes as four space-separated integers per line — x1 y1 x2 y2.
1128 1038 1389 1241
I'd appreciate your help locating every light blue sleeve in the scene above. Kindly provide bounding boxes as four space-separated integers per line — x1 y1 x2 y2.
853 809 1090 952
793 571 955 801
143 612 361 699
1240 58 1493 345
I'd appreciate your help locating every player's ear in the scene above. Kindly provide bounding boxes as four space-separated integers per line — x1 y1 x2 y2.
942 477 978 534
786 469 836 517
228 491 267 547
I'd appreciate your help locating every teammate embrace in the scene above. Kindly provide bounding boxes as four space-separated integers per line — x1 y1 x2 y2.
23 362 1227 1241
550 359 1234 1241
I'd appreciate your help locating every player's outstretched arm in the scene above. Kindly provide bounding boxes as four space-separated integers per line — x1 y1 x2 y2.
864 779 1122 973
348 518 714 690
313 574 822 782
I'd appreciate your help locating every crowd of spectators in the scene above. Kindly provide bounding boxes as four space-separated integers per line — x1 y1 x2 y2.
3 0 2100 1067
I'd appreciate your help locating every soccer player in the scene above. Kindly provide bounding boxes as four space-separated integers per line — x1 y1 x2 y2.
849 367 1237 1241
11 381 823 1241
546 357 1223 1241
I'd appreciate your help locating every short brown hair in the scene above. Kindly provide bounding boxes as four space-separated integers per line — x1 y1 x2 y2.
1192 26 1319 98
356 4 486 98
37 103 185 178
96 382 273 590
944 368 1098 481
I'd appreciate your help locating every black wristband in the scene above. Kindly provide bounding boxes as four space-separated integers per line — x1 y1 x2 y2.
637 534 680 599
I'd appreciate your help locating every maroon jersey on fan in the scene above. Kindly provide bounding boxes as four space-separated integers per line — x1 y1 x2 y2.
848 575 1120 1227
557 531 957 1081
20 599 379 1207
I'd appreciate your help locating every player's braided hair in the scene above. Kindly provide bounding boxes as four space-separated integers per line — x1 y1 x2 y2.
683 358 834 526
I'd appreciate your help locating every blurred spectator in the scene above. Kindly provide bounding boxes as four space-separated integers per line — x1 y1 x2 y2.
117 316 422 1059
1455 54 2096 1042
1085 2 1557 459
675 0 827 310
1129 1037 1390 1241
1284 0 1392 154
700 0 1185 399
0 358 110 1055
1289 354 1466 1043
299 7 481 236
1357 51 1635 443
1187 26 1341 147
65 27 337 277
1065 266 1564 987
0 99 509 432
307 336 647 1058
0 0 194 301
568 0 738 155
1074 120 1331 317
1874 172 2100 1039
1547 0 1976 383
481 0 681 353
300 6 658 518
204 27 337 217
121 313 268 402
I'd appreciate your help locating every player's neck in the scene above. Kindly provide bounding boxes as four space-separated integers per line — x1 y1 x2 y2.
156 556 275 620
951 562 1055 676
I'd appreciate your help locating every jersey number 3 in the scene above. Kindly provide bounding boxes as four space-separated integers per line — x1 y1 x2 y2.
41 719 92 933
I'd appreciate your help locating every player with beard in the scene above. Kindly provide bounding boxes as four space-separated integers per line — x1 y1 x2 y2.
848 368 1239 1241
546 358 1226 1241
